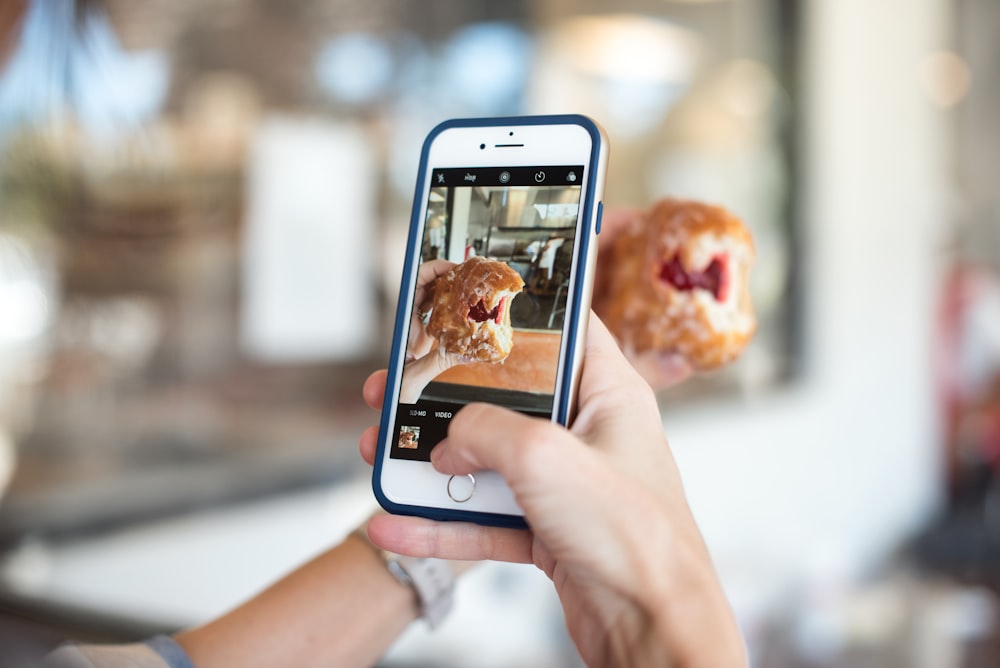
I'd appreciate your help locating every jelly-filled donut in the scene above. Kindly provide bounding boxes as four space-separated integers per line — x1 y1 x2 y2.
426 256 525 363
596 199 756 371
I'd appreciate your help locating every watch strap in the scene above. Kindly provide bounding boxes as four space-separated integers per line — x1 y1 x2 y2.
352 528 455 629
389 554 454 628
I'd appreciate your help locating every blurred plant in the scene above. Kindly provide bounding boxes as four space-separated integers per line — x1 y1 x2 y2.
0 128 78 237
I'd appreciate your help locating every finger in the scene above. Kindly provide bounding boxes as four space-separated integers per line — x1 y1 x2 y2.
575 313 654 409
596 207 641 250
367 513 533 563
630 351 694 391
431 402 577 482
560 314 668 457
593 210 638 322
417 259 457 284
358 425 378 466
413 260 456 314
657 354 694 386
363 370 388 410
429 318 643 478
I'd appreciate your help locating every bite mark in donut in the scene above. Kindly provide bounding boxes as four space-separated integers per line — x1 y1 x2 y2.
468 296 509 324
659 253 730 302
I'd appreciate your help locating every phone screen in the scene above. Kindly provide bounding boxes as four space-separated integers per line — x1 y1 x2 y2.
390 164 585 462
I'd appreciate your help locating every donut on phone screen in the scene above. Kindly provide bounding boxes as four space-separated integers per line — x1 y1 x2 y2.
597 199 756 371
426 256 525 364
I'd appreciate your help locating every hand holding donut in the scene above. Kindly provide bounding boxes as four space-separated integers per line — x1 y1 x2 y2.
400 257 525 403
405 259 456 362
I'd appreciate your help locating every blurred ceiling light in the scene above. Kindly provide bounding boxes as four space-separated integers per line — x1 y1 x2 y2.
552 14 698 84
918 50 971 108
316 33 394 106
441 23 531 114
540 14 699 138
720 59 777 118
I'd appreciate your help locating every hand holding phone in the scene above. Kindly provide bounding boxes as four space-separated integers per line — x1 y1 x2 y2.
358 316 747 667
373 115 609 527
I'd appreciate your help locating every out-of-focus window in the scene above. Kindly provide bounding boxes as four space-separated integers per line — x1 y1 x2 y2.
0 0 798 546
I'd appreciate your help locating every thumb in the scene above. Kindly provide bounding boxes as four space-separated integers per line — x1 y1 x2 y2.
431 403 577 481
575 313 657 416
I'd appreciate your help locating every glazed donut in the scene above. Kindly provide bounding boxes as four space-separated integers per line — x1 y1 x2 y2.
426 256 525 363
596 198 756 371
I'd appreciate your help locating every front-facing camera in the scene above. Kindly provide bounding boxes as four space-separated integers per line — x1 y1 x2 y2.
480 143 485 149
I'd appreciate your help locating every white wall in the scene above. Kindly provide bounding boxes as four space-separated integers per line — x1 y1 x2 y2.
669 0 950 619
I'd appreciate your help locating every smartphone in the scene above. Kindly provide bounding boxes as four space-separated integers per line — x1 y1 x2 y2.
372 115 609 527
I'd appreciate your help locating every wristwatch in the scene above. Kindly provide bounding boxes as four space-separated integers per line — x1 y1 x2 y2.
352 527 455 629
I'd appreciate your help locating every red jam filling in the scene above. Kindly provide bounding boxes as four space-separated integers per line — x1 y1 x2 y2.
468 298 504 323
658 254 730 301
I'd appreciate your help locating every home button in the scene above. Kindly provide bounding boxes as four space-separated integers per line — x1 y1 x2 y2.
447 474 476 503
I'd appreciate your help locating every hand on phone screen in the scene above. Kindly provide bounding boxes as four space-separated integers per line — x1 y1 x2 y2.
399 259 467 403
404 260 455 362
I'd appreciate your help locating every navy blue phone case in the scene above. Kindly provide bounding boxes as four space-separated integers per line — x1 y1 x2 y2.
372 114 606 529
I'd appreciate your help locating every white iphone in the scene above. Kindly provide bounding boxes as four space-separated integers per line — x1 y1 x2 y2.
373 115 609 527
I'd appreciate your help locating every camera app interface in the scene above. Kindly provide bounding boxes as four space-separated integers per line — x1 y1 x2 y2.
391 165 585 462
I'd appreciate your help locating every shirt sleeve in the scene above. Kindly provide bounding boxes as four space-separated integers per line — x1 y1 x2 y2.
42 635 196 668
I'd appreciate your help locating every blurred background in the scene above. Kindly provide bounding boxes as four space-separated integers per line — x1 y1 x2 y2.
0 0 998 665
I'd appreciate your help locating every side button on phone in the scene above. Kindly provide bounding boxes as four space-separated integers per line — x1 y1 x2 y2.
595 201 604 235
447 474 476 503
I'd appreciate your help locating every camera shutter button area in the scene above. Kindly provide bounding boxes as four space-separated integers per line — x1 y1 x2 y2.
446 474 476 503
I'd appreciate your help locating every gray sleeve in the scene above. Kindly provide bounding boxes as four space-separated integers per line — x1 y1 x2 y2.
42 636 195 668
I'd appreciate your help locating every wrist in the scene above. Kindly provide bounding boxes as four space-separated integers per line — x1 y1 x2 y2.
175 532 425 668
632 513 747 667
401 354 450 403
346 531 422 616
352 525 457 629
649 571 747 667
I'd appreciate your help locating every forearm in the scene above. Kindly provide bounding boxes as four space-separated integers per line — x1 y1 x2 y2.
175 533 418 668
